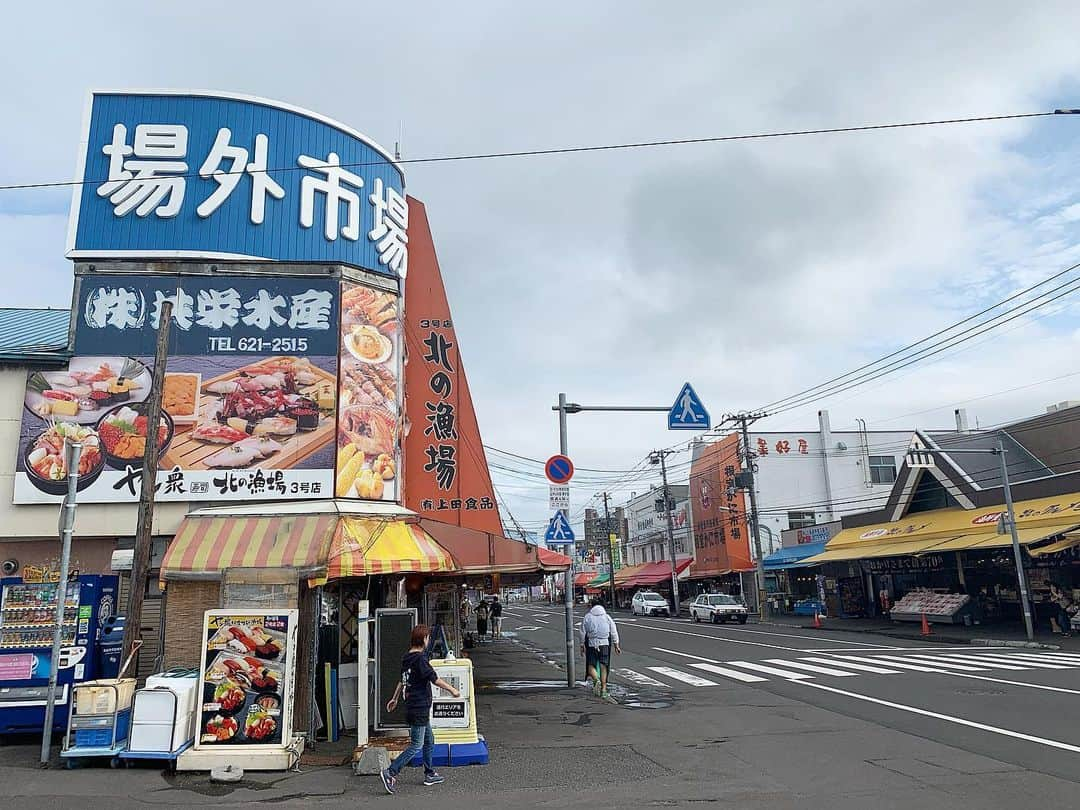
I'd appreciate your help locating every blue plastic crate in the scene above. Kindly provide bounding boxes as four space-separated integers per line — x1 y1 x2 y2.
72 710 130 749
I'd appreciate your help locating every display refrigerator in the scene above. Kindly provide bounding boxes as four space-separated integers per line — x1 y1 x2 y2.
0 575 119 735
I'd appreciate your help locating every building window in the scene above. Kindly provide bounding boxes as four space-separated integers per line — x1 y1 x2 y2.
869 455 897 484
787 511 816 530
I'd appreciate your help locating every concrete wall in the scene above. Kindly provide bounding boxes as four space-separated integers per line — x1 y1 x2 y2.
625 486 691 565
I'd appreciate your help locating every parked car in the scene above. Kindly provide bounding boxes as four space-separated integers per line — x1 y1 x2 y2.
632 591 671 617
690 593 748 624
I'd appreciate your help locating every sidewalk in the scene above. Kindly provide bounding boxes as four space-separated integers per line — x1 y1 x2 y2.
765 614 1080 650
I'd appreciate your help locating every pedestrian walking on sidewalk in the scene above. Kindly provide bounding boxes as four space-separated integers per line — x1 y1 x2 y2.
580 597 620 700
380 624 462 795
476 599 489 642
490 596 503 639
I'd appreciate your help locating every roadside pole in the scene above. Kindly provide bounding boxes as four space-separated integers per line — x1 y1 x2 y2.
40 440 83 766
121 301 171 664
997 440 1035 641
651 450 681 616
557 393 576 687
602 492 617 609
736 415 768 621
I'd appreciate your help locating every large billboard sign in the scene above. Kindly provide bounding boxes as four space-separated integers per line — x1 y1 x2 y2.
67 91 407 277
689 434 753 576
15 274 402 504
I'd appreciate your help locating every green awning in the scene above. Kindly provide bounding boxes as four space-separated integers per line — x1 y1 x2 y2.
588 572 611 587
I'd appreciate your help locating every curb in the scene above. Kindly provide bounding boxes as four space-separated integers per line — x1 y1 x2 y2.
971 638 1061 650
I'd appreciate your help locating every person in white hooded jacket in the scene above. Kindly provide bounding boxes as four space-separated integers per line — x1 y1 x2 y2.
580 598 621 698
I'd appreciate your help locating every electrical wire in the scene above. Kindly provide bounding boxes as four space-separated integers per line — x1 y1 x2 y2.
0 110 1067 193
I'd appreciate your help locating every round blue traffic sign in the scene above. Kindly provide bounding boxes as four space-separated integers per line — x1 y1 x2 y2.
545 454 574 484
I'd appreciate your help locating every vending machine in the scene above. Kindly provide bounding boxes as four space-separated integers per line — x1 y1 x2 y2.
0 574 119 735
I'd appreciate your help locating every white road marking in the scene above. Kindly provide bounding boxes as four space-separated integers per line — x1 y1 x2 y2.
762 658 857 677
1021 652 1080 664
685 623 902 647
725 661 813 680
833 655 944 673
885 655 989 672
795 680 1080 754
963 653 1071 670
690 662 768 683
652 646 723 663
799 657 902 674
648 666 719 687
932 654 1031 670
512 625 541 631
629 623 806 652
613 668 669 688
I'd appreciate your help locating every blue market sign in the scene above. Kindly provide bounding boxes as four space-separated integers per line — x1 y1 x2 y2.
67 91 407 277
73 274 340 356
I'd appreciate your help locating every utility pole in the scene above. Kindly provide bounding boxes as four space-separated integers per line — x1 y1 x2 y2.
40 440 83 766
602 492 617 609
720 412 768 621
121 301 171 665
650 450 681 616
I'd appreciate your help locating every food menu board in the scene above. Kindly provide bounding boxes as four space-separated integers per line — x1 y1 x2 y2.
196 610 298 750
0 583 79 650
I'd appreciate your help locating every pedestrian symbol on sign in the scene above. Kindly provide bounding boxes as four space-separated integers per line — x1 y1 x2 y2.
668 383 709 430
544 510 575 545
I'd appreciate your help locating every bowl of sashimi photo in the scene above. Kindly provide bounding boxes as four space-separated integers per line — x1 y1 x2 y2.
23 357 152 425
96 403 175 470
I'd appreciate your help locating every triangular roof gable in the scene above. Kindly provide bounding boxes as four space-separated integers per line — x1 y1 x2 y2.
885 430 977 521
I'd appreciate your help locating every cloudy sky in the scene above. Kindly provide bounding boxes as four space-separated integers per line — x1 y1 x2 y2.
3 2 1080 533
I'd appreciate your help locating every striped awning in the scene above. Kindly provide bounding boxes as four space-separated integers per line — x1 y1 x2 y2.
324 518 457 579
161 514 338 581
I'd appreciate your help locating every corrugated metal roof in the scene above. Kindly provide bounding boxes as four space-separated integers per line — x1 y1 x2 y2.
0 308 70 355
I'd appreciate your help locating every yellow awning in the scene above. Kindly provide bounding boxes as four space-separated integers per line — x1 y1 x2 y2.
801 536 949 563
324 518 457 579
1029 534 1080 557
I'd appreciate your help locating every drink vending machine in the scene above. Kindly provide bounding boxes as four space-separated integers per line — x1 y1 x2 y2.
0 575 119 735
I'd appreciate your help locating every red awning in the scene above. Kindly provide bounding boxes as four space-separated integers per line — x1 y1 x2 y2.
573 572 595 586
419 520 542 575
623 558 693 587
538 547 572 572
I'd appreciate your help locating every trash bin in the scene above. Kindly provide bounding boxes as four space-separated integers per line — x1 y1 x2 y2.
97 615 126 678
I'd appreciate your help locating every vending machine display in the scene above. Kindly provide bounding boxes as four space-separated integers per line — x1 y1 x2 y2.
0 575 118 735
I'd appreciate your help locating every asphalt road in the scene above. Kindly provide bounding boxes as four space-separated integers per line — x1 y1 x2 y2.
499 602 1080 787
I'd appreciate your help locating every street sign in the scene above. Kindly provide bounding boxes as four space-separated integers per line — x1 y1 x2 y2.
545 454 575 484
668 383 710 430
544 510 575 545
549 485 570 511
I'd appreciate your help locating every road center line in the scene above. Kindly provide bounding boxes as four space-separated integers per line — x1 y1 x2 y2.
628 621 805 652
795 680 1080 753
682 622 902 647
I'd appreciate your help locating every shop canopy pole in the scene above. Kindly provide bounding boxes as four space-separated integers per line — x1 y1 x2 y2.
40 440 82 766
121 300 171 664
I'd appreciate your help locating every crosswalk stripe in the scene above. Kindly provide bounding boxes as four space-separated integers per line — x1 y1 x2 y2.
995 652 1079 667
762 659 858 677
932 654 1031 670
1028 652 1080 664
647 666 719 687
963 653 1071 670
877 654 988 671
689 662 768 683
834 655 944 673
614 668 669 688
799 657 902 674
725 661 813 680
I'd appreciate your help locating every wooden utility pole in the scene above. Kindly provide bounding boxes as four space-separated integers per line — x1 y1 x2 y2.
602 492 617 609
121 301 171 665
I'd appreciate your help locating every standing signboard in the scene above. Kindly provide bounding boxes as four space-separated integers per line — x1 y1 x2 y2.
195 610 298 751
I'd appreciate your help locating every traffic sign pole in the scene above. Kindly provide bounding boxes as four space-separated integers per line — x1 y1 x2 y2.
557 393 575 688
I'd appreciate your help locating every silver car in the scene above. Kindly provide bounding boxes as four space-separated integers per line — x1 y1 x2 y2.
690 593 748 624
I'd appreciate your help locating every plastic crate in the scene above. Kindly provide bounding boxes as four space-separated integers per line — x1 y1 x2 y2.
72 710 130 749
74 679 136 715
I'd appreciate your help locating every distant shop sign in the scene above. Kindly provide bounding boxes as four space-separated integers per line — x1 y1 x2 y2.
861 555 945 574
67 90 406 276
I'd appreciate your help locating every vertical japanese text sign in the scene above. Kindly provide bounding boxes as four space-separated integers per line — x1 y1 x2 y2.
67 91 407 276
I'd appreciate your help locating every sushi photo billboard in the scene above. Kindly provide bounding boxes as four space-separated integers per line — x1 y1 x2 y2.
14 90 406 504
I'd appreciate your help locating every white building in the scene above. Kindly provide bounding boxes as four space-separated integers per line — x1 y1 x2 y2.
624 485 690 566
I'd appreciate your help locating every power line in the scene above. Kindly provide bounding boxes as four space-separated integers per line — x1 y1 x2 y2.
0 110 1071 194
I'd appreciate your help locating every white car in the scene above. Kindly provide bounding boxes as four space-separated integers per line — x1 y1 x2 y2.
632 591 671 617
690 593 748 624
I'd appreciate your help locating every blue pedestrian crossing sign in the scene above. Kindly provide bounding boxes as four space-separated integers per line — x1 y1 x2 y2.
544 510 575 545
668 382 710 430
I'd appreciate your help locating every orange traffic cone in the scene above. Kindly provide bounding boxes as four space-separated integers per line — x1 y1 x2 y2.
813 612 823 629
921 613 933 636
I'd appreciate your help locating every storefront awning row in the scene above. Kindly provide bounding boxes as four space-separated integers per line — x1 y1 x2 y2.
762 541 828 570
160 504 566 583
620 558 693 588
800 491 1080 565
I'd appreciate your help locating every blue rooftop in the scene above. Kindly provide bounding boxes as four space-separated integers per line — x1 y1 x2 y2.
0 308 71 361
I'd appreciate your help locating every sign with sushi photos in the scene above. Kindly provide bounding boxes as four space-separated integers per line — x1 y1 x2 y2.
197 610 298 750
14 273 403 504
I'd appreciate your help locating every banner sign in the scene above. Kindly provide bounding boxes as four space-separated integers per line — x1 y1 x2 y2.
197 611 298 750
67 91 406 276
15 275 343 503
